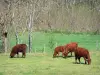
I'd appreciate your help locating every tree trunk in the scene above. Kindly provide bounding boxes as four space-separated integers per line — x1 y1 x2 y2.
28 32 31 53
3 26 8 54
4 37 7 53
28 14 32 53
15 29 19 45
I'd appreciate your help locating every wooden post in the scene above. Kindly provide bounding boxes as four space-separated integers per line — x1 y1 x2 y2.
28 32 31 53
55 42 58 47
35 48 36 53
96 40 99 50
43 44 46 53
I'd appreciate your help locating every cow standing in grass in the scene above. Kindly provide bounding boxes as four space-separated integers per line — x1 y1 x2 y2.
63 42 78 57
10 44 27 58
75 47 91 65
53 46 66 58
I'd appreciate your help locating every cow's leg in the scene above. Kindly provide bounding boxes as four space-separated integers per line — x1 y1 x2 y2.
75 56 78 64
83 57 87 64
78 57 81 64
57 52 59 56
22 52 26 58
62 52 65 57
17 52 19 58
56 52 59 58
71 52 72 56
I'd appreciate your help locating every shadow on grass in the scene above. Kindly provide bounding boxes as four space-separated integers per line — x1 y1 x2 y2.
66 55 75 57
9 57 25 58
73 62 86 65
53 55 75 59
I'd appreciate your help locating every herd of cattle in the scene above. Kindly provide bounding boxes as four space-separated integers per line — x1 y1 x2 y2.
10 42 91 65
53 42 91 65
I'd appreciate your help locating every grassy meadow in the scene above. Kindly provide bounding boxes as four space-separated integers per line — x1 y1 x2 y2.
0 32 100 75
0 51 100 75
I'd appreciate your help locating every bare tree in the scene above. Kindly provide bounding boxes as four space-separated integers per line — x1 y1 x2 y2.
26 0 46 53
26 1 33 53
0 0 10 53
12 0 19 45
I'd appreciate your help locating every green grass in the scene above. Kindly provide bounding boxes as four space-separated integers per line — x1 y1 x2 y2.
0 51 100 75
8 32 100 52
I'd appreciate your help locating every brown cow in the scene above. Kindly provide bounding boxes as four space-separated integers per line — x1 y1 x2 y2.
64 42 78 57
10 44 27 58
75 47 91 65
53 46 66 58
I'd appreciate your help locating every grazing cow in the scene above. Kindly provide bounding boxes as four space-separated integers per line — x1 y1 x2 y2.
64 42 78 57
10 44 27 58
75 47 91 65
53 46 66 58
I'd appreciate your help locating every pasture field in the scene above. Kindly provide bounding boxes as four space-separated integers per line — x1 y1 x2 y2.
0 51 100 75
0 32 99 75
8 32 100 52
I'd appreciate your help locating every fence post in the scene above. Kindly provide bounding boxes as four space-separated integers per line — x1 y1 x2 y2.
35 48 36 53
96 40 99 50
43 44 46 53
55 42 58 47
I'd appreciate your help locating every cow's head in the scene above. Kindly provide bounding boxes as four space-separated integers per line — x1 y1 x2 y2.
86 59 91 65
10 53 15 58
63 47 68 57
88 59 91 65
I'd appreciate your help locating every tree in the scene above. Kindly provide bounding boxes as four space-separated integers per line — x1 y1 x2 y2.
0 0 10 53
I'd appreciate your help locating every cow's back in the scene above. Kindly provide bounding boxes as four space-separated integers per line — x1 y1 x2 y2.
55 46 64 52
75 47 89 57
66 42 78 52
11 44 27 53
18 44 27 52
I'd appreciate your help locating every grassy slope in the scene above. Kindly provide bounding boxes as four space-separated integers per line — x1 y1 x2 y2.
0 51 100 75
9 32 100 52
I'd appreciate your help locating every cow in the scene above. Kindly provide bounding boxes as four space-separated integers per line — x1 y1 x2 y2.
64 42 78 57
53 46 66 58
10 44 27 58
75 47 91 65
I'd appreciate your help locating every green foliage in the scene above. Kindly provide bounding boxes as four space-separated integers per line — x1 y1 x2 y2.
48 35 55 50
